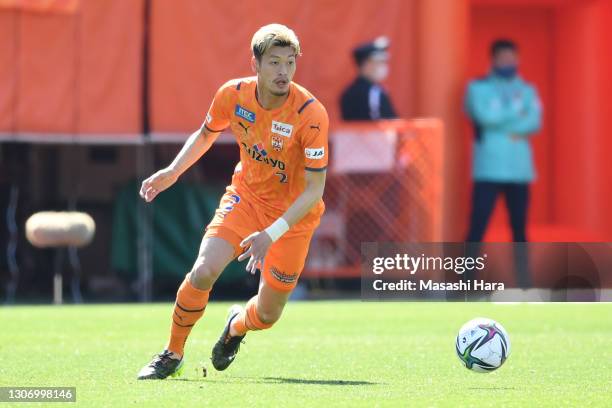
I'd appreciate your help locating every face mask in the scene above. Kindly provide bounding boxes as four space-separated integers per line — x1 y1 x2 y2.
371 64 389 82
493 65 517 79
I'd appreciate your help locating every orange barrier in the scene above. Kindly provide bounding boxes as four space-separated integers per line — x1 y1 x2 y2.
304 119 444 278
0 0 143 136
0 0 418 137
0 0 78 14
149 0 417 133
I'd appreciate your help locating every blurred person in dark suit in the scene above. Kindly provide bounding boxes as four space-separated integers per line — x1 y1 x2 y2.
340 37 397 120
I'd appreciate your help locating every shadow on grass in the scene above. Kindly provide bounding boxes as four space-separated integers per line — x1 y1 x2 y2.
172 376 381 386
262 377 379 386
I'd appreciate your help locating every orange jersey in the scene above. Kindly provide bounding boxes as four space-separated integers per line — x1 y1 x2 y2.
204 77 329 230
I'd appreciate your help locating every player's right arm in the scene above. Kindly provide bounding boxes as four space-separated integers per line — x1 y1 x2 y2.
140 82 233 202
139 126 221 202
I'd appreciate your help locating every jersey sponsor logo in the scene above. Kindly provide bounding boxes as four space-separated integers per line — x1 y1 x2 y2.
271 121 293 137
271 135 283 152
253 142 268 157
241 142 286 170
305 147 325 159
235 104 256 123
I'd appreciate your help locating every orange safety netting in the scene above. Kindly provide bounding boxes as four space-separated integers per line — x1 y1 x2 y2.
304 119 444 278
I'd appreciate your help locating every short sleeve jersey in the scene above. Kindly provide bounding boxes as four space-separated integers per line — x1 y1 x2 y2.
204 77 329 228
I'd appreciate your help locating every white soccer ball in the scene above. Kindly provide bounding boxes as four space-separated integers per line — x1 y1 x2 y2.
455 317 511 372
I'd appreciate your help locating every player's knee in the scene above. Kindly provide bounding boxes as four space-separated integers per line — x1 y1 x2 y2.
190 259 221 289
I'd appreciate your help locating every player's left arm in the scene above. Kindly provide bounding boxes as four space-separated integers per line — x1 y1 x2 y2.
279 169 326 225
238 169 326 273
238 103 329 273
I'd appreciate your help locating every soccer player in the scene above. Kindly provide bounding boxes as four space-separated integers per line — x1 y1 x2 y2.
137 24 328 380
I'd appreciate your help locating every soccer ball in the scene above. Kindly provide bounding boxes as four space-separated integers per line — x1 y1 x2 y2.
455 317 511 372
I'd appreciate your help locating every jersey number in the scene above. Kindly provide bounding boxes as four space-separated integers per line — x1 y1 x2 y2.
275 172 288 183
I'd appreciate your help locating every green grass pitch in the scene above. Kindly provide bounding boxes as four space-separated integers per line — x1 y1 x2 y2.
1 301 610 407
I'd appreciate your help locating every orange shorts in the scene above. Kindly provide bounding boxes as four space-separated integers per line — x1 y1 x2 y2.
204 186 315 292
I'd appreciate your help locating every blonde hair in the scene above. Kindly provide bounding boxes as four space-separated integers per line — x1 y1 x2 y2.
251 24 301 61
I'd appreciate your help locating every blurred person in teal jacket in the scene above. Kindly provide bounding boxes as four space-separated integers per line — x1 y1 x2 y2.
465 39 542 242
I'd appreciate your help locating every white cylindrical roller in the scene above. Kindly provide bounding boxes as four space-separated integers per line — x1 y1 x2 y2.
26 211 96 248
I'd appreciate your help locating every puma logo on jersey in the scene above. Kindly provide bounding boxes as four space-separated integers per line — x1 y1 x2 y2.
305 147 325 159
238 122 250 135
271 121 293 137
